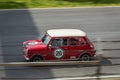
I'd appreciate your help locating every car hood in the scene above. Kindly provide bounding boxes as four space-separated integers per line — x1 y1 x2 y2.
23 40 44 47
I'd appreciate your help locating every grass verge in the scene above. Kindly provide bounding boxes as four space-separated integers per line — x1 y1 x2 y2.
0 0 120 9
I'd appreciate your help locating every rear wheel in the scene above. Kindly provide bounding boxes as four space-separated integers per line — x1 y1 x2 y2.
80 54 91 61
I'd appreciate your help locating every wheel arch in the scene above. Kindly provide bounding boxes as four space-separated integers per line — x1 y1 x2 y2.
79 51 92 58
30 53 44 61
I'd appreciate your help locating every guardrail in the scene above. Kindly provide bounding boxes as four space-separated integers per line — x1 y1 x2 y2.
0 54 102 66
0 61 99 66
0 53 119 80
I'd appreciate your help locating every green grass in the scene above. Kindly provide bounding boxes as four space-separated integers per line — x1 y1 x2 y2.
0 0 120 9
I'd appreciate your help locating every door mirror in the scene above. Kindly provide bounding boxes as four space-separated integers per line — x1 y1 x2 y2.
48 44 52 48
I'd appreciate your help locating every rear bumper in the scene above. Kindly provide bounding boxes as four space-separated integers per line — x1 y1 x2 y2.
91 49 96 57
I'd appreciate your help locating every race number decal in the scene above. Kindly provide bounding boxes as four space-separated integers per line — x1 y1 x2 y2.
54 48 64 58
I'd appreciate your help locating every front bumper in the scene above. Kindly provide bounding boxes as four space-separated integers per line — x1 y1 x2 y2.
23 53 30 61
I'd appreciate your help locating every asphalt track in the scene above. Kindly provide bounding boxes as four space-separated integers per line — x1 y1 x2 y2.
0 7 120 79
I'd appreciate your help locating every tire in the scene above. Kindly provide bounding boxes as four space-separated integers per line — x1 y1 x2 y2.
80 54 91 61
30 55 43 62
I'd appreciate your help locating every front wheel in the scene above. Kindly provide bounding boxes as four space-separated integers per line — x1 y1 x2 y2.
30 55 43 62
80 54 91 61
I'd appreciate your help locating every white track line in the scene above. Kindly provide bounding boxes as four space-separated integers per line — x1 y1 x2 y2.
49 75 120 80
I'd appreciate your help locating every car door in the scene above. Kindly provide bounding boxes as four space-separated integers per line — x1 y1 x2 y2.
48 38 69 60
67 37 81 60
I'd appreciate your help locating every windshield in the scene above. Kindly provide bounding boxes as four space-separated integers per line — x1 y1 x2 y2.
42 34 51 45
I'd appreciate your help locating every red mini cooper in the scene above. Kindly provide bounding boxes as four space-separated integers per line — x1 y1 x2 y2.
23 29 96 62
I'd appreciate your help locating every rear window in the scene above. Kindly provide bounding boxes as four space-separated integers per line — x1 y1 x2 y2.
79 37 86 46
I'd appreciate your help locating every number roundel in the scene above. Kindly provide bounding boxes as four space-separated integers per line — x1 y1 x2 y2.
54 48 64 59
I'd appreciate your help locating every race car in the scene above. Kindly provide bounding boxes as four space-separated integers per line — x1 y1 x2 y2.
23 29 96 62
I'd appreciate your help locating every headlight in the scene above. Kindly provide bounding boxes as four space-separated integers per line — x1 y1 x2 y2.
23 44 29 48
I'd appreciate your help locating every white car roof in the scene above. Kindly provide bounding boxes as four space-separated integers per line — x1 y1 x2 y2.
47 29 86 37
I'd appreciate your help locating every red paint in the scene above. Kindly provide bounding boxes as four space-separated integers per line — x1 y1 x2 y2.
23 29 96 61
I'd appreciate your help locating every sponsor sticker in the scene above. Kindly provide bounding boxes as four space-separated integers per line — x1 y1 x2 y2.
54 48 64 58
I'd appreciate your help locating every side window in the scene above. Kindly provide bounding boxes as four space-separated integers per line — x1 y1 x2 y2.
69 38 79 46
62 38 68 46
51 38 61 47
51 38 68 47
79 38 86 46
